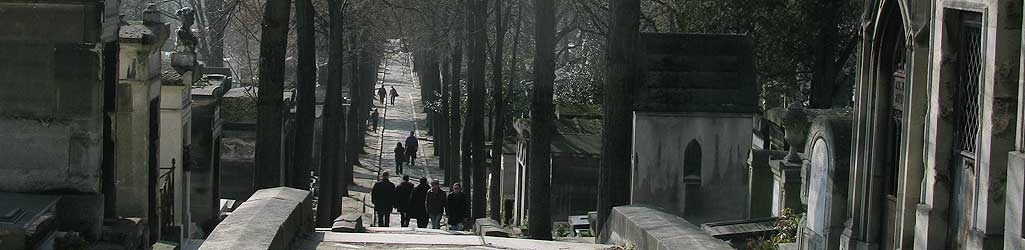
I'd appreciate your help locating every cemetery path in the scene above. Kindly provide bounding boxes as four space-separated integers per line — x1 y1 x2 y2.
339 49 443 229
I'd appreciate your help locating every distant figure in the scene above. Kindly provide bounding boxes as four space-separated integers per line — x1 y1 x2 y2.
405 131 419 166
426 180 448 229
371 171 396 227
370 108 380 132
389 86 400 105
446 182 468 231
394 142 406 174
377 86 387 105
394 175 415 227
407 177 430 228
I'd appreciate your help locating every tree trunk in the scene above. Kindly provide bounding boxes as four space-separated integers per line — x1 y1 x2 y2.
451 0 468 193
440 54 451 184
205 0 227 67
488 0 509 222
808 0 841 108
345 32 362 189
255 0 292 189
317 0 345 227
291 0 316 190
467 0 489 221
596 0 639 235
528 0 555 240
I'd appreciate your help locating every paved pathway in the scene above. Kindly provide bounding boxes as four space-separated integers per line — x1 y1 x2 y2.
297 231 617 250
338 47 443 229
311 42 615 250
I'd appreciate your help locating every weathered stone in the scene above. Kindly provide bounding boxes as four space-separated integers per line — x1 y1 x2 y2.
200 187 313 250
331 214 364 233
599 205 732 250
799 114 852 250
632 112 753 223
0 43 104 195
474 218 510 237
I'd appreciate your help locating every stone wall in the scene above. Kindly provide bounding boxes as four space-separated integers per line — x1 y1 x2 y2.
632 113 753 224
199 187 313 250
0 0 121 195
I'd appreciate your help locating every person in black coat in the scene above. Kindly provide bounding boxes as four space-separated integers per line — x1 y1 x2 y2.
446 182 469 231
426 179 448 229
407 177 431 228
393 142 405 174
394 175 415 227
371 171 396 227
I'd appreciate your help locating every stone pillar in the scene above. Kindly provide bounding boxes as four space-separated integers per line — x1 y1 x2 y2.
115 6 169 242
1005 151 1025 249
160 7 203 242
749 149 785 218
771 159 804 216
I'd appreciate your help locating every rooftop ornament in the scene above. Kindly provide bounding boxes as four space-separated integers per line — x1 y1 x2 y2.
175 7 197 54
782 102 810 163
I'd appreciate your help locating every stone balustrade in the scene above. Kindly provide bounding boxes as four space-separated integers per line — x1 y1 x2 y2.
199 187 313 250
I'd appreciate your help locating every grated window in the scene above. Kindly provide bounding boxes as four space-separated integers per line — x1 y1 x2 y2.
954 17 982 156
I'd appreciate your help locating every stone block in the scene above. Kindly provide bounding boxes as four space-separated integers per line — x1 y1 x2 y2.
474 218 510 237
199 187 312 250
331 214 364 233
599 205 733 250
56 194 104 240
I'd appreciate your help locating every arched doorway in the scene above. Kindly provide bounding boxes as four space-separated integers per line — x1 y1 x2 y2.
875 2 906 249
683 139 701 216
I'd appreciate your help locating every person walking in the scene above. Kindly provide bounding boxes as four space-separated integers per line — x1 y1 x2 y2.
446 182 468 231
377 86 387 105
371 171 396 227
405 131 419 166
393 142 406 174
426 179 448 229
370 108 380 132
394 175 415 227
407 177 430 228
389 86 399 105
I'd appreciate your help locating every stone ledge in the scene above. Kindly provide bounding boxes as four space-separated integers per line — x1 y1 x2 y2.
599 205 733 250
199 187 312 250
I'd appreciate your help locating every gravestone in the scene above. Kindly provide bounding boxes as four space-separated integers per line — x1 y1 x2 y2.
798 113 852 250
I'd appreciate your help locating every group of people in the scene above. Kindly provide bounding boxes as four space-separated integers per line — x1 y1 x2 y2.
378 86 400 105
371 171 469 230
369 86 399 132
392 131 418 174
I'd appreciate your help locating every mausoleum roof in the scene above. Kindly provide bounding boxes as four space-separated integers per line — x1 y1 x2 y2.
633 33 760 114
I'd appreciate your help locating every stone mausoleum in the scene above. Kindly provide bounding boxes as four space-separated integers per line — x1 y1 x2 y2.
630 33 759 224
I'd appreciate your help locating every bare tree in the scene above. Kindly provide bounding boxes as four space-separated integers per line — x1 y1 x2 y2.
528 0 556 240
255 0 293 189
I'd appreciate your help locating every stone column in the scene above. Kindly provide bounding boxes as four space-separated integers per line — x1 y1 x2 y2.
115 5 169 241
